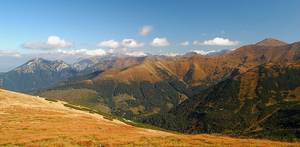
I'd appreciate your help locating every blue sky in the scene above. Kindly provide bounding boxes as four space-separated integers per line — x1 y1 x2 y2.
0 0 300 71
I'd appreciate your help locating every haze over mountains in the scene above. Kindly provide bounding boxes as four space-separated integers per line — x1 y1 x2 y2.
0 47 219 92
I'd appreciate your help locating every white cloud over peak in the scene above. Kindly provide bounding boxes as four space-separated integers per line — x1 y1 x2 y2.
125 51 147 57
98 39 144 49
191 50 216 55
97 40 120 49
139 25 153 36
0 50 21 57
193 40 199 45
122 39 144 48
163 52 182 57
57 48 107 56
202 37 239 46
180 41 189 46
22 36 72 50
151 37 170 47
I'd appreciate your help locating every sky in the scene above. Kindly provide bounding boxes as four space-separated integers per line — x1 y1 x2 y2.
0 0 300 72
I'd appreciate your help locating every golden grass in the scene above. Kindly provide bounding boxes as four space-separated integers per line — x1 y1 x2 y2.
0 89 299 147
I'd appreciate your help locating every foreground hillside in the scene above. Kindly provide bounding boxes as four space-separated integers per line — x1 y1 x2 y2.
0 89 298 146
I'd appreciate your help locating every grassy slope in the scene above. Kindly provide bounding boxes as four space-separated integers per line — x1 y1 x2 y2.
144 63 300 141
0 89 298 146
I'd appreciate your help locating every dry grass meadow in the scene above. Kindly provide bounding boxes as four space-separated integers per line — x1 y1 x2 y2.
0 89 299 146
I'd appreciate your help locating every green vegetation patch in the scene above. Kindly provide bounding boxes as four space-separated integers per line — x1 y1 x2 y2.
40 88 111 114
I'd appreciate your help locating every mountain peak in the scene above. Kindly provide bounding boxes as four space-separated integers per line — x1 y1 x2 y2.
14 58 71 73
25 58 51 65
24 58 48 66
256 38 287 47
29 57 46 62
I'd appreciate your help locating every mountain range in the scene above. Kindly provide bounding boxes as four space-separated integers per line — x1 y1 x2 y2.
1 38 299 140
0 55 145 92
0 58 77 92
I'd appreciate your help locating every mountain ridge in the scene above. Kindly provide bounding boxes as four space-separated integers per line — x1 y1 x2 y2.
256 38 288 47
0 58 77 92
143 62 300 140
38 39 300 129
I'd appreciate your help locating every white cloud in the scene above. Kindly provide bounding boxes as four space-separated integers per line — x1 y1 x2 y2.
201 37 239 46
122 39 144 48
22 36 72 50
107 49 115 54
151 37 170 47
163 52 182 57
125 51 147 57
180 41 189 46
191 50 216 55
230 47 238 51
57 49 107 56
193 41 199 45
0 50 21 57
139 25 153 36
97 40 120 49
98 39 144 50
103 47 127 54
47 36 72 48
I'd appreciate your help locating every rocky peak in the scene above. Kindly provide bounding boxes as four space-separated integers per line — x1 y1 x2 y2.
14 58 71 73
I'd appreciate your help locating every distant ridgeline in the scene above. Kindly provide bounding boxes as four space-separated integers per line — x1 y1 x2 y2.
0 78 3 87
2 38 300 140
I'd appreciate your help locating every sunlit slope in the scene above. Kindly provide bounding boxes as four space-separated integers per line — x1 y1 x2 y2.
39 40 300 119
0 89 299 146
145 63 300 140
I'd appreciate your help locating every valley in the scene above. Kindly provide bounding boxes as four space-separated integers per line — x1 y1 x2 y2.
0 89 299 146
